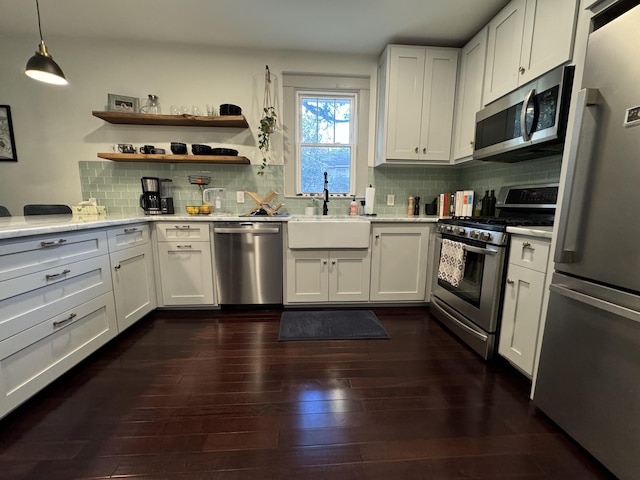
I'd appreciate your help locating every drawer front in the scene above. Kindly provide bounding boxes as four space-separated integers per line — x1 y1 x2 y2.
508 235 550 273
156 222 210 242
107 223 150 252
0 292 117 418
0 230 108 282
0 255 113 342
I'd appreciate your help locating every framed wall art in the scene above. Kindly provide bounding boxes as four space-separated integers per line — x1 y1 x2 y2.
0 105 17 162
107 94 140 113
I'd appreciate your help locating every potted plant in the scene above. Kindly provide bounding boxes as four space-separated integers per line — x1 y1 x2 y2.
257 66 276 176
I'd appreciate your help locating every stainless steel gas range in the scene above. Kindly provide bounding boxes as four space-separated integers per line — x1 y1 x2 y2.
430 183 558 359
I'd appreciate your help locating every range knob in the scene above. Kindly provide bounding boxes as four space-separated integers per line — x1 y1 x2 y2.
456 227 466 236
445 226 453 233
470 230 479 239
481 232 492 241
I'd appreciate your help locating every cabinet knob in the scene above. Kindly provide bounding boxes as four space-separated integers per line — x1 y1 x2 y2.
519 66 526 74
470 140 474 146
506 279 515 285
422 147 427 154
323 260 328 265
375 234 380 239
414 147 419 154
331 260 336 265
522 241 533 249
114 264 121 270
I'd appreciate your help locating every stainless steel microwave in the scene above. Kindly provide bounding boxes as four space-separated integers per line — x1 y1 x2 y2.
473 65 575 162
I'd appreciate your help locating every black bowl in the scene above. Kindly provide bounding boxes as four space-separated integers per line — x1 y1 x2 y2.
170 142 187 154
192 144 212 155
210 147 238 156
219 104 242 116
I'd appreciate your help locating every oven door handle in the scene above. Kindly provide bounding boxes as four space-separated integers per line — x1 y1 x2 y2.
463 245 499 256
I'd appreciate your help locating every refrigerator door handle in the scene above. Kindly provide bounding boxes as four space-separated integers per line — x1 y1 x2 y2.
550 283 640 324
554 88 601 264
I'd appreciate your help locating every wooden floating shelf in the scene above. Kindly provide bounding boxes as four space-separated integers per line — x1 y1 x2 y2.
97 153 250 164
92 111 249 128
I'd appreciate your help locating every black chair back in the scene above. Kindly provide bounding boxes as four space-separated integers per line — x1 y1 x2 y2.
23 204 73 216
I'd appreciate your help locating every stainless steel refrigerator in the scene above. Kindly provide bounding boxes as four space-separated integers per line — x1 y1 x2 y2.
534 2 640 479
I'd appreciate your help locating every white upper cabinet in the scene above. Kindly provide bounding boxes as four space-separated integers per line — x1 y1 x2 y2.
483 0 578 105
451 27 488 162
376 45 459 165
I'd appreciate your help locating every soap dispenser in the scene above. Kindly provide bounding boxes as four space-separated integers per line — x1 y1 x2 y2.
349 196 358 215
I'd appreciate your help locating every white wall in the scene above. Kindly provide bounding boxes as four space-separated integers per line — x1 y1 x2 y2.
0 33 377 215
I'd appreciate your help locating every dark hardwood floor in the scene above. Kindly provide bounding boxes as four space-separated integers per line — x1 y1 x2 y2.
0 307 615 479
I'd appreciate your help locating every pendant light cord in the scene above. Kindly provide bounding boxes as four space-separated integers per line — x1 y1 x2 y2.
35 0 44 42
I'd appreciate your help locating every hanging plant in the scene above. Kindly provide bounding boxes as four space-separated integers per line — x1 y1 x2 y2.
258 65 277 176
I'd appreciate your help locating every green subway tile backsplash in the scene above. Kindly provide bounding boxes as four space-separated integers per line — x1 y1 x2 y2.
79 156 562 216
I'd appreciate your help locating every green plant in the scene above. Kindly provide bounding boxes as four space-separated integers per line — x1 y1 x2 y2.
257 65 277 176
257 106 277 176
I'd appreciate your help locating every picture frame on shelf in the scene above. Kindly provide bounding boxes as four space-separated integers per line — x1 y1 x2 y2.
108 94 140 113
0 105 17 162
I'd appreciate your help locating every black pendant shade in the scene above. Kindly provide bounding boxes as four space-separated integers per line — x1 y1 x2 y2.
24 0 68 85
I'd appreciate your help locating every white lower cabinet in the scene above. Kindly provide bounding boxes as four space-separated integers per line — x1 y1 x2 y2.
157 241 214 306
0 227 118 420
499 234 551 376
370 224 430 302
286 249 371 303
0 292 117 418
107 224 156 331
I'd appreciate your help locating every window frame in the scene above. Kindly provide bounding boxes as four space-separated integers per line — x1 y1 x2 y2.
283 73 370 199
295 90 358 195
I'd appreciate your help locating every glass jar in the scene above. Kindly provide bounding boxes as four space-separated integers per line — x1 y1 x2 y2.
141 94 161 114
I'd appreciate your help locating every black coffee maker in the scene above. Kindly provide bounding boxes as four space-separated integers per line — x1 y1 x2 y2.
159 178 174 214
140 177 162 215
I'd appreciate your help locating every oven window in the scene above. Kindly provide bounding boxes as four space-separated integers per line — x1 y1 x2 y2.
438 246 485 308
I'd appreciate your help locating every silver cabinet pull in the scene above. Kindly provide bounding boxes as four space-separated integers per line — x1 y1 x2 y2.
175 225 191 230
40 239 67 248
53 313 76 327
176 244 192 249
46 269 71 280
522 241 533 249
124 227 138 233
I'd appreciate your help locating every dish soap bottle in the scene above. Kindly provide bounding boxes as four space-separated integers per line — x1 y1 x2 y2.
349 196 358 215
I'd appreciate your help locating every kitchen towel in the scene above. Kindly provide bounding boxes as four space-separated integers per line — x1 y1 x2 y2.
437 239 467 287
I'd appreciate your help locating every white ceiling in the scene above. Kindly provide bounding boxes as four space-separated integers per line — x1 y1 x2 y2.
1 0 510 56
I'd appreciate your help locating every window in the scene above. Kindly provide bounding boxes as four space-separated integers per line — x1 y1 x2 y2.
283 73 370 198
297 92 356 194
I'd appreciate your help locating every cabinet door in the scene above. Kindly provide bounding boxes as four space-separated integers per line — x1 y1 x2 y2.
157 242 214 306
110 243 157 332
499 263 546 376
419 48 459 161
286 250 329 303
483 0 526 105
370 225 429 302
519 0 577 84
452 27 488 161
452 28 487 161
385 46 425 160
329 249 371 302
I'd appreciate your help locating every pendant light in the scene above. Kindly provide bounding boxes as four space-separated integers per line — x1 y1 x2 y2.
24 0 68 85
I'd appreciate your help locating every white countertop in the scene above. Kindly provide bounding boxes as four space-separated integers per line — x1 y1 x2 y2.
0 213 439 240
506 225 554 239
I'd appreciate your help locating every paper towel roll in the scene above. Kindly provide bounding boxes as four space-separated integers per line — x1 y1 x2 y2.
364 186 375 215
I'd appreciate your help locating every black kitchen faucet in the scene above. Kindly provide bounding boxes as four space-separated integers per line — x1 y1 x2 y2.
322 171 329 215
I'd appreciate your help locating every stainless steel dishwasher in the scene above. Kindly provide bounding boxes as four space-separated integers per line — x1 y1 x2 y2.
213 222 283 305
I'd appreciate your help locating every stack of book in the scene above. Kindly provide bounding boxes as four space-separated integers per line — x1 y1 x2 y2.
438 190 475 217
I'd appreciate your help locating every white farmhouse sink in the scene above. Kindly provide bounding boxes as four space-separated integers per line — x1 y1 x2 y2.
287 217 371 249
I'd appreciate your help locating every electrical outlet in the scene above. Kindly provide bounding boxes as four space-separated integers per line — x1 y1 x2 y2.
387 194 395 206
236 191 245 203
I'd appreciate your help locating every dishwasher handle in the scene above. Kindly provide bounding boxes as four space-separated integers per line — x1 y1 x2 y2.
214 226 280 234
